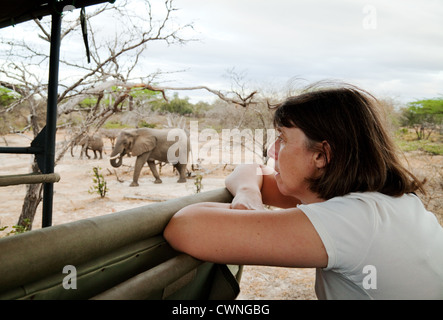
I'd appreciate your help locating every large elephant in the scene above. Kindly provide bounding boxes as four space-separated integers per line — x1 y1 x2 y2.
109 128 190 186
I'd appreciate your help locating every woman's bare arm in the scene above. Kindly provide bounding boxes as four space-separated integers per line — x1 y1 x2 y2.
163 202 328 268
163 164 322 267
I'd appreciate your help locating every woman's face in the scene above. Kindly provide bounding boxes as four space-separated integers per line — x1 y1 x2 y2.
268 127 322 203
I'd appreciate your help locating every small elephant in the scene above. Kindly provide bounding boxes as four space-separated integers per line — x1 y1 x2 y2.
71 134 104 160
109 128 190 186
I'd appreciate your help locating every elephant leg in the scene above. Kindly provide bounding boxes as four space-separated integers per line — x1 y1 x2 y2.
148 160 162 184
131 152 150 187
93 150 98 159
175 163 187 183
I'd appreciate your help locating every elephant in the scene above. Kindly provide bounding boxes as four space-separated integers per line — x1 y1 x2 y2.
109 128 190 186
71 134 104 160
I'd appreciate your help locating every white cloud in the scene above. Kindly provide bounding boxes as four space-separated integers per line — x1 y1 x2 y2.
171 0 443 97
2 0 442 104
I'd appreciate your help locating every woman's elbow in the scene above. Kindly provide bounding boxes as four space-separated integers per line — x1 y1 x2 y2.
164 215 183 251
163 203 224 260
163 207 196 254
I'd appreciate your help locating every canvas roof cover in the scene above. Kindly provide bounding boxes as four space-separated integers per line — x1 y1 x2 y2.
0 0 114 29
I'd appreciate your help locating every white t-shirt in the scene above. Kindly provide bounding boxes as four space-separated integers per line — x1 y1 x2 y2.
299 192 443 300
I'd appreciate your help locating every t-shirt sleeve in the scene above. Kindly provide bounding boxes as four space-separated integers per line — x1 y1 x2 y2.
298 197 376 273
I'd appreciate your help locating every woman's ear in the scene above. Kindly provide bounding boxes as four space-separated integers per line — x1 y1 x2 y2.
313 141 331 169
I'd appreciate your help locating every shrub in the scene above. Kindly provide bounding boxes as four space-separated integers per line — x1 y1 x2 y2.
89 167 109 198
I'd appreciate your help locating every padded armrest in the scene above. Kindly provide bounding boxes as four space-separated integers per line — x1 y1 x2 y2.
0 188 235 300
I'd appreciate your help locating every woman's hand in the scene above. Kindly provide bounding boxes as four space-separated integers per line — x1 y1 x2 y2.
225 164 264 210
225 164 301 209
230 188 265 210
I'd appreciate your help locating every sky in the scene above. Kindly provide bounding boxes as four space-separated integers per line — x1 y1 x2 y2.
1 0 443 105
141 0 443 104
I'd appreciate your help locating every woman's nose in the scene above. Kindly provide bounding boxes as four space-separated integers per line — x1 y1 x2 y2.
267 139 278 160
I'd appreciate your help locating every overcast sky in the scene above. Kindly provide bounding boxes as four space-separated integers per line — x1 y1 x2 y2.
2 0 443 105
141 0 443 103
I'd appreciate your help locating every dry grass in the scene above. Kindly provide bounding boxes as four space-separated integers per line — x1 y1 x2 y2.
403 151 443 225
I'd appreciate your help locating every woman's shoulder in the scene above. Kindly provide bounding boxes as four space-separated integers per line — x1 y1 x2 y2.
317 191 423 210
298 191 428 231
302 192 437 236
343 192 429 216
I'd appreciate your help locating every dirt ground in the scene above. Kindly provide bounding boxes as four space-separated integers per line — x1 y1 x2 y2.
1 130 441 300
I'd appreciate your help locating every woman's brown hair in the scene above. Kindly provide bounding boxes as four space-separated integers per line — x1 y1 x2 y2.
273 82 425 200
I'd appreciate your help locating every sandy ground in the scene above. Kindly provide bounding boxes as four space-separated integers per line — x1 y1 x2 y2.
0 131 318 300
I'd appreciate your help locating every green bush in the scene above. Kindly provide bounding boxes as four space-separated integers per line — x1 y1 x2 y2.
395 129 443 155
89 167 109 198
0 218 32 237
138 120 156 128
0 86 20 106
400 98 443 140
103 121 131 129
150 93 194 115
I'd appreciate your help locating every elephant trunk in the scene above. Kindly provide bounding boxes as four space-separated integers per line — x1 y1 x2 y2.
110 152 123 167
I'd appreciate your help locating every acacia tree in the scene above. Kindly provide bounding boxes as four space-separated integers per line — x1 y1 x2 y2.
0 0 195 229
401 98 443 140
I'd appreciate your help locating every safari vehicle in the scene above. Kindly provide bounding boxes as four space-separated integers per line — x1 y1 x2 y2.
0 0 241 300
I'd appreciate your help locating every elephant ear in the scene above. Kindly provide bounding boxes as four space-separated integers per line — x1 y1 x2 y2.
132 134 156 156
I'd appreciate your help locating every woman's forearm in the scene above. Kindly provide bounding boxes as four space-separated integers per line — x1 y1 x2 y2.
225 164 263 196
226 164 301 209
225 164 272 210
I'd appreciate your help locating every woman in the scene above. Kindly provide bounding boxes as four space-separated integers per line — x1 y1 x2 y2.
164 83 443 299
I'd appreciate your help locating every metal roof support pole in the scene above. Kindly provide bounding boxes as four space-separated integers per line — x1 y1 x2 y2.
42 13 62 228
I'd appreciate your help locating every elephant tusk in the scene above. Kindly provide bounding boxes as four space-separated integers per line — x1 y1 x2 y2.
109 153 121 160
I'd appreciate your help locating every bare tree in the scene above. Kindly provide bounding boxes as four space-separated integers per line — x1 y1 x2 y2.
0 0 195 229
153 69 276 165
2 0 279 230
